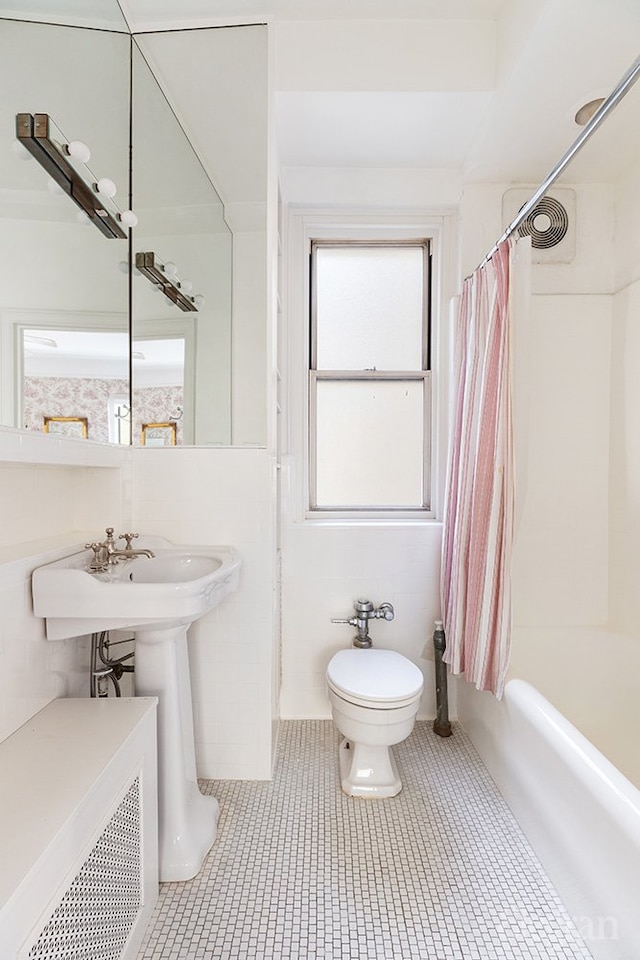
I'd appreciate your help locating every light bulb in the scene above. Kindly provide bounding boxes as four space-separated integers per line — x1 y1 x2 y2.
119 209 138 228
193 294 205 308
95 177 117 199
66 139 91 163
180 279 193 294
163 261 177 277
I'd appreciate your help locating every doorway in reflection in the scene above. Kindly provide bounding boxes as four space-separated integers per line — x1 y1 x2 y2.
21 327 128 442
133 337 185 445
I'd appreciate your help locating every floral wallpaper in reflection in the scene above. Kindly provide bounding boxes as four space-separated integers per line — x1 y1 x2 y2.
24 377 129 442
24 377 184 444
133 385 183 445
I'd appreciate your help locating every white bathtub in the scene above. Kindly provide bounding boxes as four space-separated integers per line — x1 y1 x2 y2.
458 676 640 960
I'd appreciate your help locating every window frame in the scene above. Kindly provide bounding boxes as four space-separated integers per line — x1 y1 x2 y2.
308 238 432 516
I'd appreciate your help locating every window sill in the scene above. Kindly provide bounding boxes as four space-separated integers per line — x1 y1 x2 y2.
303 509 438 525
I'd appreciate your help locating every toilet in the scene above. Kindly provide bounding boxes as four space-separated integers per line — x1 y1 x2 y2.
327 647 424 798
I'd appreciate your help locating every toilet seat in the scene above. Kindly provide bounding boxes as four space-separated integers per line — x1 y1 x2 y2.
327 648 423 708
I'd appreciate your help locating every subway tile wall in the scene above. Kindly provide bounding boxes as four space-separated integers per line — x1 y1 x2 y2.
280 520 446 720
131 447 276 780
0 462 128 742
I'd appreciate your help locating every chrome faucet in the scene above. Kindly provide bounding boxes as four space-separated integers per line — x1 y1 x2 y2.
111 530 156 560
331 598 394 649
85 527 155 572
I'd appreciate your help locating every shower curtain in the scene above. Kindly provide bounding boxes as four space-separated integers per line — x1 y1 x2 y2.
441 237 529 698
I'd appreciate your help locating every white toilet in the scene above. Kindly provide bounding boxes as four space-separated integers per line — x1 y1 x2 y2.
327 647 424 798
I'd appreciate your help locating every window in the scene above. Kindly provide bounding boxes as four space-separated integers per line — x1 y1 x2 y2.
309 240 431 514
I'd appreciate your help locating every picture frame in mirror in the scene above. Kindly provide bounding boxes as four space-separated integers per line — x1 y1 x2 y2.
141 422 177 446
43 416 88 439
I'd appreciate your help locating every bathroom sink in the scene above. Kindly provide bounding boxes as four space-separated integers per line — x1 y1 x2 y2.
127 554 221 584
32 536 241 640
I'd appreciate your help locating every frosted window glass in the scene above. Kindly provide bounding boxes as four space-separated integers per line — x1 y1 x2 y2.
315 246 424 370
315 380 424 507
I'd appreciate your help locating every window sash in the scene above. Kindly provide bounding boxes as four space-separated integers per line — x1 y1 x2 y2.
309 370 431 511
309 239 431 515
310 240 431 373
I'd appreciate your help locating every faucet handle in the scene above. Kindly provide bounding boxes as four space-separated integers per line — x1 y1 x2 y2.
84 542 106 572
119 532 139 549
376 602 395 621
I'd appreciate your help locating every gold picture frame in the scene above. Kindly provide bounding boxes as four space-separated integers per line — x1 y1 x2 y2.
141 421 177 446
43 416 88 438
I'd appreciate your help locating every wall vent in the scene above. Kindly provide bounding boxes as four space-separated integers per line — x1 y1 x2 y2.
25 777 142 960
502 187 576 263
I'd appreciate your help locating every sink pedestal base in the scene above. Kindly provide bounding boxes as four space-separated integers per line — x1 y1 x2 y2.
134 623 217 882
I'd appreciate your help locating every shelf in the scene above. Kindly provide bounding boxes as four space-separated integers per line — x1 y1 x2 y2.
0 426 131 468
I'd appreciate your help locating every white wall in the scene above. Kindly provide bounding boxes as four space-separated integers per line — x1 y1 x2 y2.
131 446 276 779
0 456 130 743
609 160 640 636
458 171 640 789
0 443 278 783
460 181 614 642
228 220 268 446
278 169 460 720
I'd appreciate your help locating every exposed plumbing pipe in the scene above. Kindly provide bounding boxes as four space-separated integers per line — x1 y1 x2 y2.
331 598 394 648
90 630 134 697
432 620 452 737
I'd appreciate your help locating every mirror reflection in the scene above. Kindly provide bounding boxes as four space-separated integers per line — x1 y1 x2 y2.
22 328 129 441
1 12 266 447
0 16 130 440
131 41 232 446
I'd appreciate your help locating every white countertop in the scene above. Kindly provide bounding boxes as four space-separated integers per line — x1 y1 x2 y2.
0 697 157 911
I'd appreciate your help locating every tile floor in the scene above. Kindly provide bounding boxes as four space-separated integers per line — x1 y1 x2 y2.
137 720 594 959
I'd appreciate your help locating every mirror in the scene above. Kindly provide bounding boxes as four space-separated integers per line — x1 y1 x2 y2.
0 14 131 440
130 41 232 446
0 13 267 447
133 26 268 447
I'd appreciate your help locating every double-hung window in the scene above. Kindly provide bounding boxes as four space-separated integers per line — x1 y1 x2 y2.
309 239 431 515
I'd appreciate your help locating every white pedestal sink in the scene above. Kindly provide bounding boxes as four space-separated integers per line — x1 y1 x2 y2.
32 537 241 882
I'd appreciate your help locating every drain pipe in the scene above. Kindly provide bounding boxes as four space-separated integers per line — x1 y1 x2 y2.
432 620 452 738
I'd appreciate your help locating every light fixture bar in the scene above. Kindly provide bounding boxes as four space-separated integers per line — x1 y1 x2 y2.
16 113 126 240
135 252 198 312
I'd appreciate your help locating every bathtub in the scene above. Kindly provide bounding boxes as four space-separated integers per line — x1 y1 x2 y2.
458 675 640 960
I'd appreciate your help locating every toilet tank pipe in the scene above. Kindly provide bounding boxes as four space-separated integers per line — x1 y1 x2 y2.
433 620 452 737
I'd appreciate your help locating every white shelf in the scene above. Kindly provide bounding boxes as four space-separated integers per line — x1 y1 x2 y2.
0 426 131 468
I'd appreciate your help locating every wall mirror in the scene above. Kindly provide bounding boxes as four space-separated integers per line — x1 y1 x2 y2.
0 12 268 448
130 40 232 446
134 26 268 447
0 13 130 441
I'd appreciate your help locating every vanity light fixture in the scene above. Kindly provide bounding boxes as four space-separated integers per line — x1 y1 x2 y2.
16 113 127 240
135 252 201 312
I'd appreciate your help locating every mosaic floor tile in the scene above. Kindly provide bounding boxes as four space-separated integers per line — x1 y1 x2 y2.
136 721 593 959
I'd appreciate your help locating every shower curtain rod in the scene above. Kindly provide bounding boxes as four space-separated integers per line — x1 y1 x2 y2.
471 53 640 276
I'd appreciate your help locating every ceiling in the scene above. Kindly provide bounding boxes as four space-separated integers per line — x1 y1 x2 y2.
117 0 640 201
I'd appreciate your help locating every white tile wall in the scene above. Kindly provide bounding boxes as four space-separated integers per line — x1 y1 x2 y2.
610 161 640 636
0 461 129 743
131 446 276 780
280 520 445 719
512 293 611 628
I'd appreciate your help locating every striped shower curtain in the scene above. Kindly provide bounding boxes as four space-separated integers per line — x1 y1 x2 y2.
441 237 526 698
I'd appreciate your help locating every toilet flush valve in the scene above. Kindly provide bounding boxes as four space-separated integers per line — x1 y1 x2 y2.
331 598 395 649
